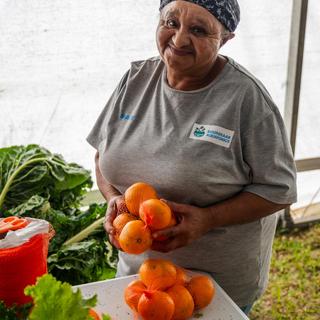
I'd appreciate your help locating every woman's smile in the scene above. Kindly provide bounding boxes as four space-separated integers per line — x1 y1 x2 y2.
168 44 194 56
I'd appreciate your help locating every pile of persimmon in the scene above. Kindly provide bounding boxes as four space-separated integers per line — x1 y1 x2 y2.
113 182 176 254
124 258 215 320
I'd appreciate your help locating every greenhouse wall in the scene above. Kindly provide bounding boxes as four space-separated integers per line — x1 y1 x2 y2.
1 0 319 209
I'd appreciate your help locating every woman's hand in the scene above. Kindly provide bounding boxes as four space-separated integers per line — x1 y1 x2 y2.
151 200 211 253
103 195 128 249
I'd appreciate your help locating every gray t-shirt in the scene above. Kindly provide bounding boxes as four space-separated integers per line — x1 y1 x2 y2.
87 56 297 307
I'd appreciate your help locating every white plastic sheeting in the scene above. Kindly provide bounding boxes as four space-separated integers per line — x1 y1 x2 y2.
1 0 319 208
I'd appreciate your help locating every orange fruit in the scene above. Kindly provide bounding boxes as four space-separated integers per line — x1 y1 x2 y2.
124 279 146 312
166 284 194 320
125 182 158 216
139 199 172 230
113 212 137 235
119 220 152 254
88 308 100 320
138 290 175 320
187 275 215 310
139 258 177 290
168 213 177 227
175 266 189 286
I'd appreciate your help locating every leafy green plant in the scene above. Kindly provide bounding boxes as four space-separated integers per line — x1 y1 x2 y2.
0 144 92 212
0 301 32 320
0 145 117 285
25 274 111 320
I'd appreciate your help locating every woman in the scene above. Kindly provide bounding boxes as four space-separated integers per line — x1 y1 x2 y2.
87 0 297 314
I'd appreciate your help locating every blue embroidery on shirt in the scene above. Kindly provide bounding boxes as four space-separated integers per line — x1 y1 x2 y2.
120 113 136 121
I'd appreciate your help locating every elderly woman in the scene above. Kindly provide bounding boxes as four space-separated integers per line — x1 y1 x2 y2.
87 0 297 314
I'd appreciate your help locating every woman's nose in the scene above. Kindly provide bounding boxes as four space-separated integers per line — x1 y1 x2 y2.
172 28 190 48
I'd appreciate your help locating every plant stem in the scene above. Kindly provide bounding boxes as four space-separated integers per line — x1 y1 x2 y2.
63 217 105 246
0 157 48 210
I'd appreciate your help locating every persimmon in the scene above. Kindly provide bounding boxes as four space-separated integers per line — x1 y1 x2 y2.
124 279 146 312
138 290 174 320
113 212 137 237
119 220 152 254
139 199 172 230
186 275 215 310
166 284 194 320
139 258 177 290
175 266 189 286
88 308 100 320
125 182 158 216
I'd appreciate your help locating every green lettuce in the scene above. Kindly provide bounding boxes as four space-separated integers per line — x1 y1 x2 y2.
24 274 111 320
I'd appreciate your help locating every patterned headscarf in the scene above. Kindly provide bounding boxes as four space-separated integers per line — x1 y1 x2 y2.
159 0 240 32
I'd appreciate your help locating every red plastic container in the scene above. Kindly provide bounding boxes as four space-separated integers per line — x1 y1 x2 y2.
0 219 53 307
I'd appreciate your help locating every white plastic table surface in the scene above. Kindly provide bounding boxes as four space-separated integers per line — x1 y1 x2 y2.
74 273 249 320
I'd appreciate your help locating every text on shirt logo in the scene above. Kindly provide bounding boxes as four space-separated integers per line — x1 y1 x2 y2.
190 123 234 148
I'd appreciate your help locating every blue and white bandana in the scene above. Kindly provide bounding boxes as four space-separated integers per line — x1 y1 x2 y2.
159 0 240 32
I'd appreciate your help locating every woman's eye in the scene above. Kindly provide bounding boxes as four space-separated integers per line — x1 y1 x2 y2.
166 19 177 28
191 26 207 35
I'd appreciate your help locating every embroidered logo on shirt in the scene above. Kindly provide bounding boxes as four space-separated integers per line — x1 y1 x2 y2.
190 123 234 148
120 113 136 121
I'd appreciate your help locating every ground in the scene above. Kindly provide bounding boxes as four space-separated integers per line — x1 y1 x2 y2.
250 223 320 320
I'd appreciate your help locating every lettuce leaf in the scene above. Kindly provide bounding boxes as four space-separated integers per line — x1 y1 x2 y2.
24 274 111 320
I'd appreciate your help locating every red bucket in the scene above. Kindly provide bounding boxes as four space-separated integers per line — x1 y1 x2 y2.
0 219 54 307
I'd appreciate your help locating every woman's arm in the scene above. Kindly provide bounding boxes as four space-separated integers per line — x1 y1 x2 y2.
95 151 121 201
151 192 288 252
95 151 126 249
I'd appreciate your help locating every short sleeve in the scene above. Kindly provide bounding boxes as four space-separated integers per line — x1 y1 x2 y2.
86 70 130 150
242 108 297 204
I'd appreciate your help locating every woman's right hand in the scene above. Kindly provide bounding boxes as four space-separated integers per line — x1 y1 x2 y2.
103 195 128 249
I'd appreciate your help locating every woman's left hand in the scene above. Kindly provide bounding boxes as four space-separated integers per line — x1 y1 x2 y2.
151 200 211 253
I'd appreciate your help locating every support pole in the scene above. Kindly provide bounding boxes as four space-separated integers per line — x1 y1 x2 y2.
282 0 308 228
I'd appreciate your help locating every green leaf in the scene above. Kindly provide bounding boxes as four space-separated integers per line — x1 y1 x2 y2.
0 145 92 212
48 238 117 285
0 300 32 320
25 274 96 320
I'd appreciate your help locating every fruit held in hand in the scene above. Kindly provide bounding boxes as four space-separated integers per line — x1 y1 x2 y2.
125 182 158 216
187 275 215 310
113 212 137 239
139 258 177 290
139 199 172 230
138 290 175 320
119 220 152 254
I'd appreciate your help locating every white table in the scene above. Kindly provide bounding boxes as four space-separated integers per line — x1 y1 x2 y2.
74 272 249 320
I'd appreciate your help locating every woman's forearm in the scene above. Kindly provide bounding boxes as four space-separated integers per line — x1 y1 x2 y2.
204 192 289 231
95 152 121 201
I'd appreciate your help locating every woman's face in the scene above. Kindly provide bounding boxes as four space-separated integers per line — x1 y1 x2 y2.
156 1 226 75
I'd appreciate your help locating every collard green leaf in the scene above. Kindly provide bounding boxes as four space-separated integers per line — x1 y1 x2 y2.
0 145 92 212
48 238 117 285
